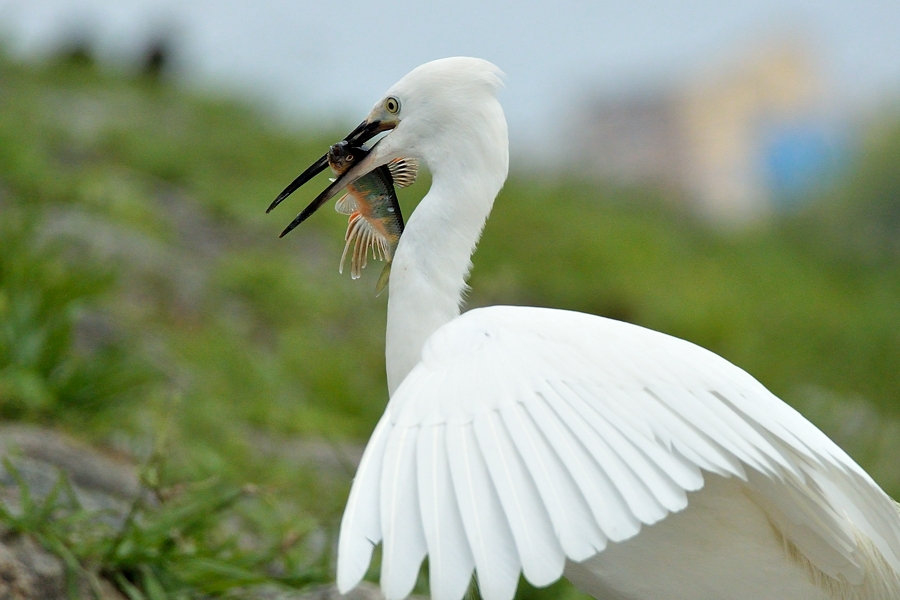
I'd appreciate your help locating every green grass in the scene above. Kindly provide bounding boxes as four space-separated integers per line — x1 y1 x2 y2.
0 48 898 598
0 450 329 599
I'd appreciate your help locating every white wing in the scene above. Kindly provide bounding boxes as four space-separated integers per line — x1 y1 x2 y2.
337 306 900 600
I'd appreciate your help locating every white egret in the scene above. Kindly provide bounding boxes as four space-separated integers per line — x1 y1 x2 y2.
269 57 900 600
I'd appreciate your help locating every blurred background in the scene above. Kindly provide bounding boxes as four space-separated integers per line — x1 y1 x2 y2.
0 1 898 598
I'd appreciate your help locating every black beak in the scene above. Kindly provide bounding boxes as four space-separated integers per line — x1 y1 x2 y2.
267 119 395 237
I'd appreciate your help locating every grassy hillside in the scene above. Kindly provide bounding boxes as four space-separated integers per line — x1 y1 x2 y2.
0 50 898 597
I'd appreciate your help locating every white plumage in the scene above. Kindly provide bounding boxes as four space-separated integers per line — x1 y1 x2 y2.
342 307 900 599
275 57 900 600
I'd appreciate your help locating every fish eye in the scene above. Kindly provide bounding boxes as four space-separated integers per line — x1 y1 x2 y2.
384 96 400 114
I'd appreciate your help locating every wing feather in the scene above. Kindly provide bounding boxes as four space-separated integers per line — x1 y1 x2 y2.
501 402 607 561
417 424 475 600
337 414 391 593
579 382 703 492
473 410 566 586
554 380 688 513
337 305 900 600
541 381 668 524
649 386 771 474
523 391 641 542
380 424 427 599
632 387 747 478
446 422 521 600
693 389 800 476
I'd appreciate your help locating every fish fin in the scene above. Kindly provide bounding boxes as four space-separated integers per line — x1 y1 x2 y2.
338 213 359 275
335 193 357 215
387 158 418 188
375 261 391 296
340 213 391 280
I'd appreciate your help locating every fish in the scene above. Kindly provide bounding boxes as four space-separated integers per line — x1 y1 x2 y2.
326 140 418 294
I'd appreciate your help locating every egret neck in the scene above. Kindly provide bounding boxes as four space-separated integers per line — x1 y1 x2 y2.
385 108 509 394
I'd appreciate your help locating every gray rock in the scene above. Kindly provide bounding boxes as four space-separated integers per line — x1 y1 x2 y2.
0 425 143 532
0 425 135 600
0 534 125 600
0 539 33 600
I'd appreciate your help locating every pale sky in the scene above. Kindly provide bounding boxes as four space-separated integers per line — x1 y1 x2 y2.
2 0 900 157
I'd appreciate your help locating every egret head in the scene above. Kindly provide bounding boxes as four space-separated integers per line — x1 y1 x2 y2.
268 57 506 237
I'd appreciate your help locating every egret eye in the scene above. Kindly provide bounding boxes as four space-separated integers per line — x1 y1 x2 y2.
384 96 400 114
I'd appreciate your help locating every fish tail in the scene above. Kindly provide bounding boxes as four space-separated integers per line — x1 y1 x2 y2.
375 261 392 296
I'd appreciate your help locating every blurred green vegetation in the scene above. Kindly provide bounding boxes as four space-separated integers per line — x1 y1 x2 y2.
0 47 898 598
